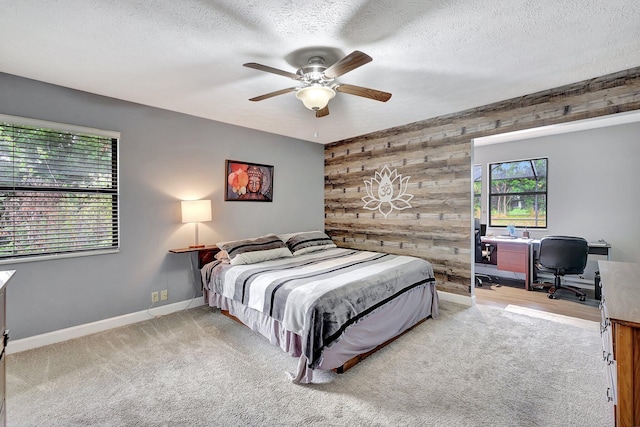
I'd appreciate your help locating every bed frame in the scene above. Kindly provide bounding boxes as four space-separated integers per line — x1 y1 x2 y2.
197 247 438 381
218 308 430 374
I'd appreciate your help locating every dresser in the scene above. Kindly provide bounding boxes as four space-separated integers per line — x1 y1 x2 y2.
599 261 640 427
0 270 14 427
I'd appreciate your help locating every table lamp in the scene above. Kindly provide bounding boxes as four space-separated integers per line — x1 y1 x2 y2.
181 199 212 248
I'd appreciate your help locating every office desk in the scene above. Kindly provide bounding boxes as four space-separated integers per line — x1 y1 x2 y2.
481 237 612 291
586 241 612 260
481 237 534 290
530 239 611 260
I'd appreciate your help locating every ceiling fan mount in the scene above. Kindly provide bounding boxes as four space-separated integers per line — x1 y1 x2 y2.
243 50 391 118
284 46 344 69
296 56 331 83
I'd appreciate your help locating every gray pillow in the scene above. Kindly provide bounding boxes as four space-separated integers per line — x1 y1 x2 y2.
285 231 336 256
216 234 293 265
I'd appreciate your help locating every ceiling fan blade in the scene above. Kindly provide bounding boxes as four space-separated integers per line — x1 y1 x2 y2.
316 105 330 118
323 51 372 79
335 84 392 102
249 87 297 102
243 63 301 80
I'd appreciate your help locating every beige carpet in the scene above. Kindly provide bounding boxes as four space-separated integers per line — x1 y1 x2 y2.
7 302 611 426
504 304 600 331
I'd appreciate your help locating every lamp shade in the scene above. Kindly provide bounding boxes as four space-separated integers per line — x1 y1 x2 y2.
295 86 336 110
181 200 212 223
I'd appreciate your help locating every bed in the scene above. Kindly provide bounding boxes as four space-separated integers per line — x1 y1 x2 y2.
200 231 439 384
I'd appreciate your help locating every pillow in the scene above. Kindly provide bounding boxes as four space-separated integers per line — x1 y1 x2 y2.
277 230 324 243
277 232 299 243
278 230 318 243
216 234 292 265
214 250 230 264
285 231 336 256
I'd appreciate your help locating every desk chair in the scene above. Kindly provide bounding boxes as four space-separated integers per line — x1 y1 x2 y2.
475 220 494 263
536 236 589 301
474 219 495 287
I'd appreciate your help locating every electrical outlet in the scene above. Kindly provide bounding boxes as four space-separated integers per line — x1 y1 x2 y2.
160 290 168 301
151 291 159 303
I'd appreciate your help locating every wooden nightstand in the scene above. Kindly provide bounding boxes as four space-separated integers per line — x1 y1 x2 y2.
169 245 220 268
169 245 218 254
169 246 220 299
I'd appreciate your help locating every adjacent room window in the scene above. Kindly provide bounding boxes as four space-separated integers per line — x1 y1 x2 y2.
0 115 119 261
489 157 547 228
473 164 482 219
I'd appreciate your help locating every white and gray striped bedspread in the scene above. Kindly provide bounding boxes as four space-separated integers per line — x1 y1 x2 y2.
201 247 436 368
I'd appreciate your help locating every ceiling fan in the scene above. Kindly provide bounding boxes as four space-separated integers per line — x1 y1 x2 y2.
243 50 392 118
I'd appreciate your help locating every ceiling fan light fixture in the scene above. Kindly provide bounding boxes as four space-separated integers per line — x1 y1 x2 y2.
245 50 389 117
295 85 336 110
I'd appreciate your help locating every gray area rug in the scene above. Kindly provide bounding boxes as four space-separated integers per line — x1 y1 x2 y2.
7 302 611 426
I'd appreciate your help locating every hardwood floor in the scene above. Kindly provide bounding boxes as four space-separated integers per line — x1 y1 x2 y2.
474 280 601 322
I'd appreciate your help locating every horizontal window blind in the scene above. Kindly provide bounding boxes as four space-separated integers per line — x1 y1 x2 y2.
0 120 119 260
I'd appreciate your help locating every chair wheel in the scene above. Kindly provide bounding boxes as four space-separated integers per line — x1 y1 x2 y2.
579 295 586 301
547 294 555 299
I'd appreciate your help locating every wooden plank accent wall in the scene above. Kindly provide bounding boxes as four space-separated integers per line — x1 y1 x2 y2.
325 67 640 296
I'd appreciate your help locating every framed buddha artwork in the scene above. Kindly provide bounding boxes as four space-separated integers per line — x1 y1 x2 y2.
225 160 274 202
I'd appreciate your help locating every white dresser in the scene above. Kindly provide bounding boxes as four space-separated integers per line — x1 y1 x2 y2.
599 261 640 427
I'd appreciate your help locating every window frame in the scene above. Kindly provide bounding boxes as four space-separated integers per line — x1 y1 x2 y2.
488 157 548 229
473 164 482 220
0 114 120 264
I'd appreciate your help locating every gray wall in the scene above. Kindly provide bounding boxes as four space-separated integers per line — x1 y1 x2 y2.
0 73 325 339
474 121 640 276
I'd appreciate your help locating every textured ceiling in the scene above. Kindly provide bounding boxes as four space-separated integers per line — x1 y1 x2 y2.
1 1 639 144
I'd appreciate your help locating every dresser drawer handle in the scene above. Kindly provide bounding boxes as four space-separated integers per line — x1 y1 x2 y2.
605 352 614 365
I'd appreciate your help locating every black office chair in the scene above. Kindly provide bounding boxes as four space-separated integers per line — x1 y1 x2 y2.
536 236 589 301
474 219 495 287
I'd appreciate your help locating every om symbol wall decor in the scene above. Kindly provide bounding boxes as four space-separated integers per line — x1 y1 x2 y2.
361 165 414 218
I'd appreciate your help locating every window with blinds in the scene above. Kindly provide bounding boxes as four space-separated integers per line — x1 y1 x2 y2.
0 116 119 261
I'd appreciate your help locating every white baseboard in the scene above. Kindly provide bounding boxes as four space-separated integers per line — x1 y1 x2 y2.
504 304 599 331
9 291 473 354
7 298 206 355
437 290 474 306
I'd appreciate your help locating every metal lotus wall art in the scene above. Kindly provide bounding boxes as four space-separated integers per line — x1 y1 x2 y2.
362 165 414 218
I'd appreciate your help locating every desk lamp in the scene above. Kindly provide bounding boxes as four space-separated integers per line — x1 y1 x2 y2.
181 200 212 248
